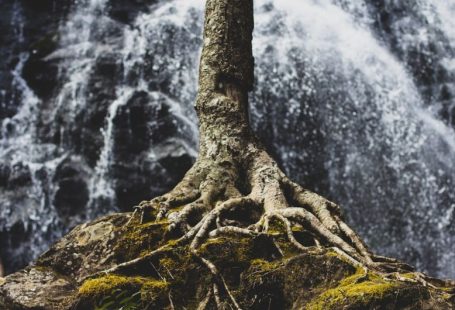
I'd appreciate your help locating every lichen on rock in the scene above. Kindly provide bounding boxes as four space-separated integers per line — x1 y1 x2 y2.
0 266 75 309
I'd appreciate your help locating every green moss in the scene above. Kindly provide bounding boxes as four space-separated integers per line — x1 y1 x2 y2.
199 237 225 249
199 237 252 263
276 239 300 258
141 280 169 302
250 258 281 271
112 221 168 261
234 238 253 262
306 269 401 310
79 275 162 296
159 257 178 271
165 239 180 247
338 268 368 286
33 265 50 273
267 218 286 234
154 246 198 288
79 275 169 309
291 225 305 233
157 254 189 283
79 275 127 296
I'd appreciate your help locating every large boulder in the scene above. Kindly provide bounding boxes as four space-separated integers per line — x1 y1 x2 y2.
0 212 453 309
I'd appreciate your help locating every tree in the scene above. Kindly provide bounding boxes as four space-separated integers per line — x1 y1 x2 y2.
98 0 432 306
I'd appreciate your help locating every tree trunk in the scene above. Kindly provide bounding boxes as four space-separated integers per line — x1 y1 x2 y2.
197 0 254 163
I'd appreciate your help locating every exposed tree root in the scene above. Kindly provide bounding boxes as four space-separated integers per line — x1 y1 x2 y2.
128 150 375 265
197 288 213 310
90 145 448 308
92 145 416 307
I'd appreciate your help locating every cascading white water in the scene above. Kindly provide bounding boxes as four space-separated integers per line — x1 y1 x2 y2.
1 0 454 278
87 1 200 218
0 44 63 261
251 0 455 277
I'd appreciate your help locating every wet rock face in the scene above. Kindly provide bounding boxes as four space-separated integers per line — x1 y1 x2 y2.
107 0 155 24
53 159 90 225
0 0 73 275
0 0 196 275
0 1 21 121
111 90 194 210
21 33 60 102
0 214 453 309
67 52 123 166
0 0 71 122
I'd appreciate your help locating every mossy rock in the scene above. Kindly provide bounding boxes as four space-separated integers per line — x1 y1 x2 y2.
77 275 169 309
306 269 427 310
0 212 453 309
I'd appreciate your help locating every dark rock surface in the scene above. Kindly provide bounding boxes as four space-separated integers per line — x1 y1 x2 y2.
0 212 453 309
1 0 455 282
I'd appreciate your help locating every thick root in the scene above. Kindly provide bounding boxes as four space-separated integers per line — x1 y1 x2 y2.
194 250 241 310
96 150 428 308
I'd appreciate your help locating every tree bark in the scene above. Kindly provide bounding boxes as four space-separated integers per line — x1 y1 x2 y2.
197 0 254 161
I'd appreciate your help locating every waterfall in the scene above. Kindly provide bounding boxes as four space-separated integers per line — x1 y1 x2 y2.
0 25 61 264
0 0 454 279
